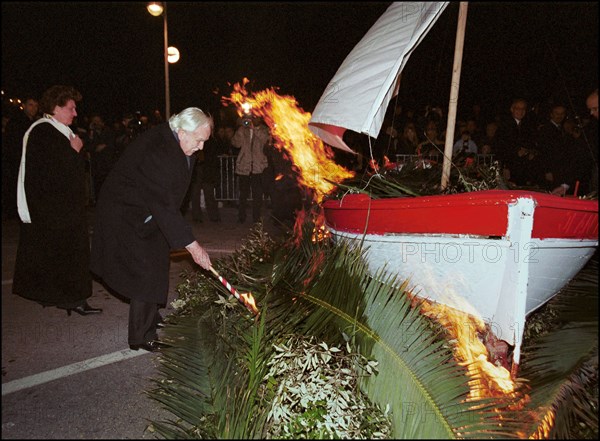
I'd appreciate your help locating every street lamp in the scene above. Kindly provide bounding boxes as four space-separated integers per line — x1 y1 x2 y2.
147 2 170 119
167 46 180 64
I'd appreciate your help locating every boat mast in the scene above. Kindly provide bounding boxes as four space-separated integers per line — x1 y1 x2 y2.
441 2 469 190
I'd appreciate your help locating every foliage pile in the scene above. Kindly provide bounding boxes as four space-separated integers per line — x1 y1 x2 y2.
330 156 597 200
265 335 390 439
147 216 598 439
330 157 508 199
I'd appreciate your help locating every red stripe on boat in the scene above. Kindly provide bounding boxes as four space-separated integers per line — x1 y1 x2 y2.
322 190 598 240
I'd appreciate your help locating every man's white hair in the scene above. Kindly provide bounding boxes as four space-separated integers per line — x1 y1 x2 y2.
169 107 213 132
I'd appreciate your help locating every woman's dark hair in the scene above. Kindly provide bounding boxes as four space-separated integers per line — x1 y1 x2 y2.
40 85 82 115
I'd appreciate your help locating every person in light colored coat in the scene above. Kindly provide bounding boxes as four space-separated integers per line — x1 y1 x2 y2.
231 116 271 223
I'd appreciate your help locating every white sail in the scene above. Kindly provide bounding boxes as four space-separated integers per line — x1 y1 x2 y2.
308 2 449 153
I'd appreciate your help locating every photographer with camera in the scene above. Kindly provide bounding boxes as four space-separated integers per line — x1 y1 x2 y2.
231 113 271 223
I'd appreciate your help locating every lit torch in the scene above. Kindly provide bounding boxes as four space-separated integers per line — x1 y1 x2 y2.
169 249 259 316
209 267 259 316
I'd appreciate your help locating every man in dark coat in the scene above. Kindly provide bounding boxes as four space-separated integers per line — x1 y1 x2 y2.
188 134 225 222
537 104 569 191
90 107 213 351
495 98 539 186
584 89 598 193
85 113 117 203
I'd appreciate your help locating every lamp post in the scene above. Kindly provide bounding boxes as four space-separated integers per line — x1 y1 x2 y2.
147 2 170 119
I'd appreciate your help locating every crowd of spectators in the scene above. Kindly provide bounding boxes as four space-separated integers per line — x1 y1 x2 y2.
3 89 598 224
354 92 598 196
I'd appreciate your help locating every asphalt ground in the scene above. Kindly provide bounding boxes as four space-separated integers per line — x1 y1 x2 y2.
1 203 283 439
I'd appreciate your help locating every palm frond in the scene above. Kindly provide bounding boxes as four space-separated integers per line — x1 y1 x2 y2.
270 217 528 438
327 159 508 199
149 214 598 439
519 257 598 438
146 314 226 438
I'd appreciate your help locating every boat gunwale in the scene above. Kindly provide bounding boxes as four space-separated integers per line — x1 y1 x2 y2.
322 189 598 212
322 190 598 240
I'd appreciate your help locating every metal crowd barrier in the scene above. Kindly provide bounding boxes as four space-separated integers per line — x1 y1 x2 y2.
215 154 497 201
216 154 262 202
216 155 240 201
394 153 496 168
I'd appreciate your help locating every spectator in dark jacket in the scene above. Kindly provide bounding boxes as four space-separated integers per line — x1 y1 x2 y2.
494 98 539 186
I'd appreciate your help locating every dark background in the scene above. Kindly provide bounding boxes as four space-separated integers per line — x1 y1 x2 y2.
2 2 597 123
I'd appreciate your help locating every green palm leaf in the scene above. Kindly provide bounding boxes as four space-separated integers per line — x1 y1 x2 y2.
270 220 527 438
518 257 598 438
148 218 597 439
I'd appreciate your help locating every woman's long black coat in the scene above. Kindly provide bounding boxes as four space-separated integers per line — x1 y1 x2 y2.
90 123 196 304
13 123 92 307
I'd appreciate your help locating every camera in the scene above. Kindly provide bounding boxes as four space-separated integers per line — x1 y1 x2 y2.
242 117 252 127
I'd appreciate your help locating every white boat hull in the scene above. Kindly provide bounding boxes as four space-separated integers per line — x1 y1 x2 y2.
326 195 598 364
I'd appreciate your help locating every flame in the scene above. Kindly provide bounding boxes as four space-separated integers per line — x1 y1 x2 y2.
293 209 307 245
529 409 555 439
415 292 556 435
291 205 331 247
224 78 354 204
311 209 330 243
418 293 517 399
312 224 330 243
239 291 259 315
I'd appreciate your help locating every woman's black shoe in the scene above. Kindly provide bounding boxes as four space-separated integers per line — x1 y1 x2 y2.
66 301 103 316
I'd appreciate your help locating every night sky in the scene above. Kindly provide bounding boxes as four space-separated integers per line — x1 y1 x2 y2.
2 2 598 124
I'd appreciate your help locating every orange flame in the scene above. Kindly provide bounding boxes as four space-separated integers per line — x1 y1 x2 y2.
418 294 517 400
224 78 354 204
311 209 330 243
293 209 308 246
382 155 397 170
240 291 259 315
416 293 554 436
411 296 555 439
291 205 331 246
529 409 555 439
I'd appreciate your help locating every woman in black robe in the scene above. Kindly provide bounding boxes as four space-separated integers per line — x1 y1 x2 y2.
13 85 102 316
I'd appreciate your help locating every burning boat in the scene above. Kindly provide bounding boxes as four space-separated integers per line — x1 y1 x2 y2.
308 2 599 370
322 190 597 368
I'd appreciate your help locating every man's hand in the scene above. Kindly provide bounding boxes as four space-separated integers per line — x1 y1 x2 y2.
185 241 212 270
551 184 569 196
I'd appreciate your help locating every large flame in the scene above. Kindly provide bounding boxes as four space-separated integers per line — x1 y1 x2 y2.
529 409 555 439
416 293 558 437
224 78 354 204
418 293 517 399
